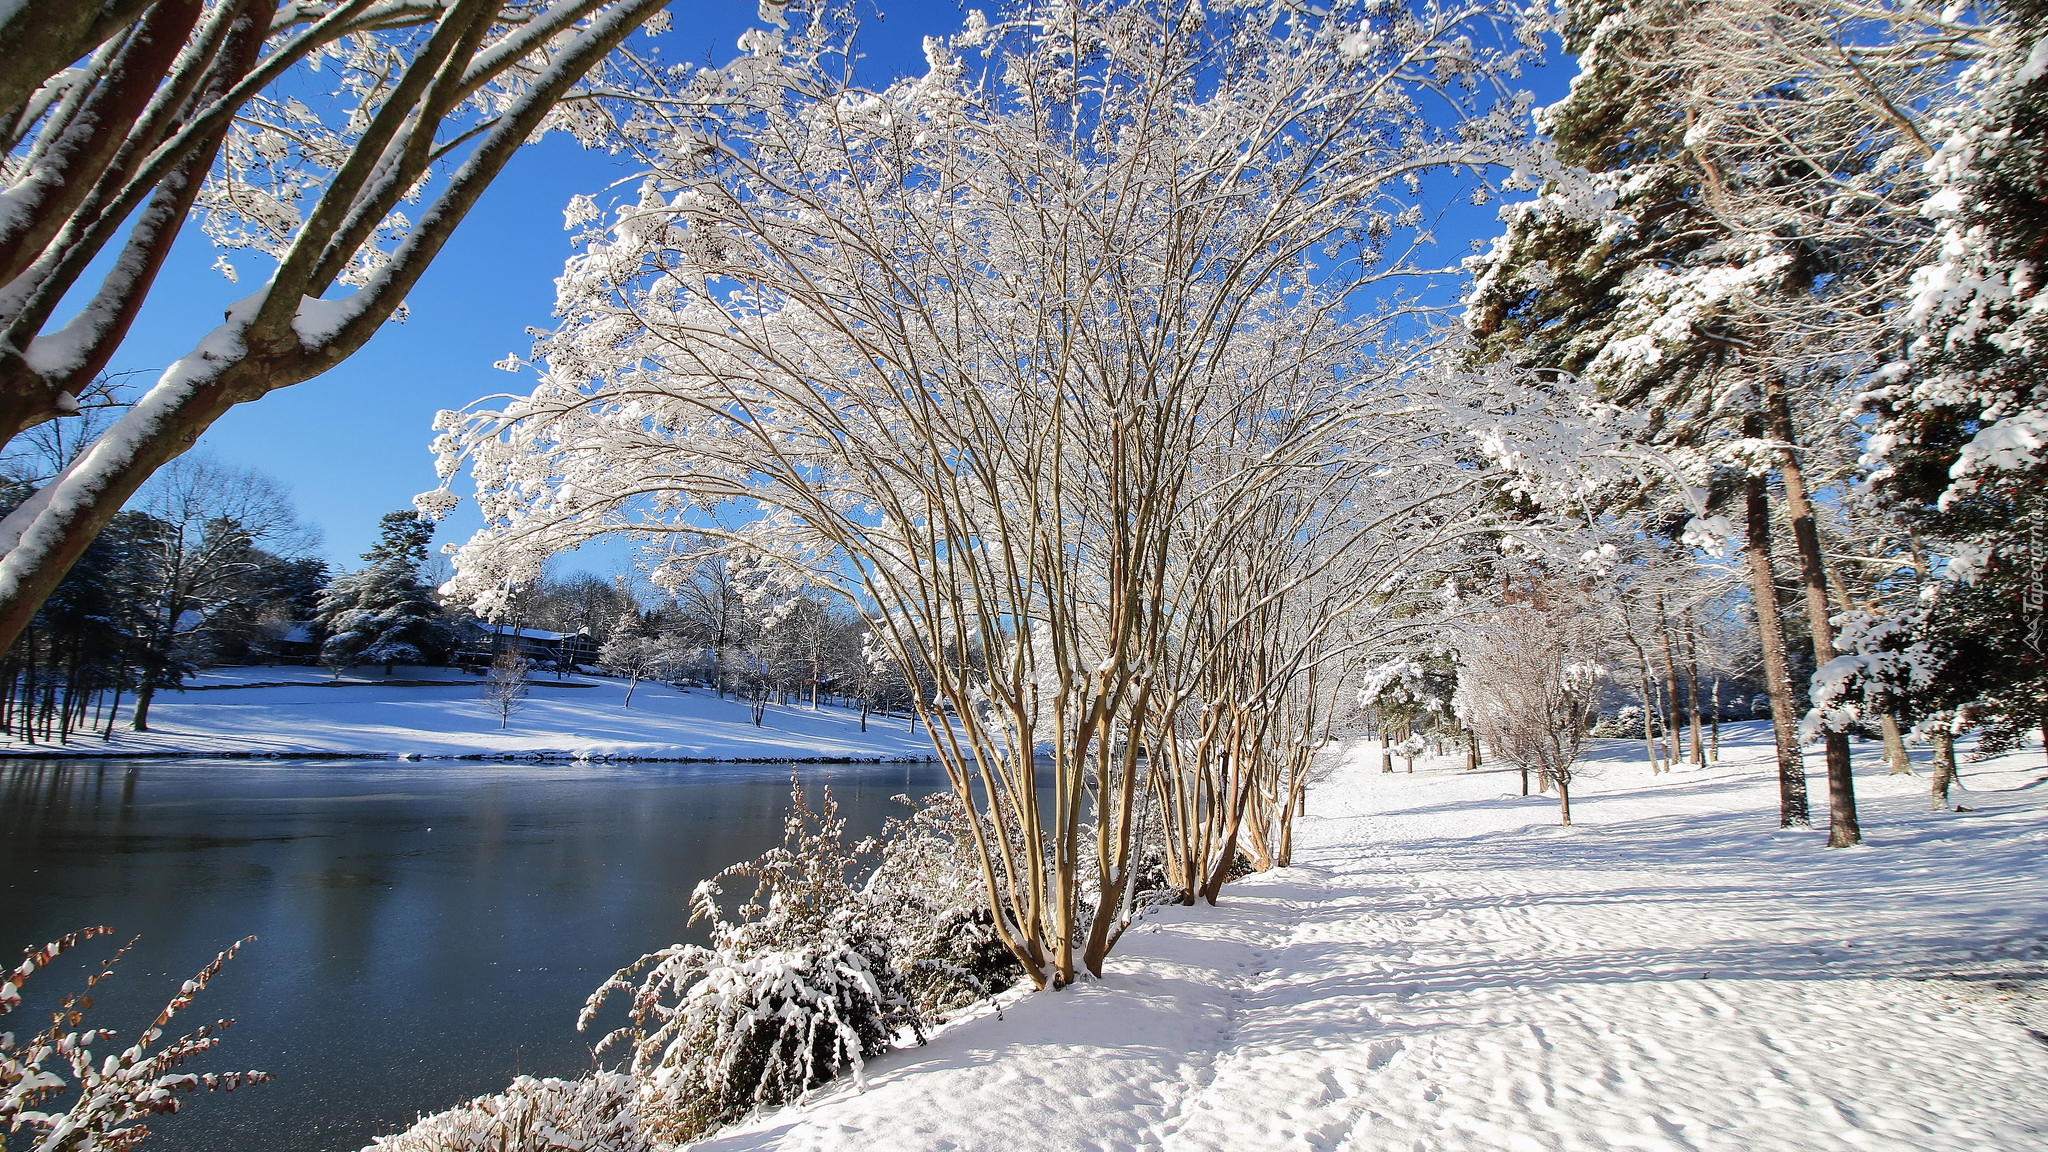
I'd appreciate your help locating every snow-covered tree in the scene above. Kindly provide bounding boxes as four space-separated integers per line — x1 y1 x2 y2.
1860 1 2048 751
315 511 452 674
1458 0 2000 844
599 607 682 708
481 649 532 728
1455 601 1602 824
124 455 317 728
430 0 1561 986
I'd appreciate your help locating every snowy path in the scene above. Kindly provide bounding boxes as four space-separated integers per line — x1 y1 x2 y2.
704 726 2048 1152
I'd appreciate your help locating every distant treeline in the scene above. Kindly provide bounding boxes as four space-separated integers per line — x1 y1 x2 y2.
0 475 932 743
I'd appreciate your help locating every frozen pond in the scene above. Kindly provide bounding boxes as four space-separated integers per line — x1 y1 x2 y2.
0 757 951 1152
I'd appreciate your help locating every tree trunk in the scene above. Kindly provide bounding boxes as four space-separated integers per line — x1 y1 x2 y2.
1682 613 1705 766
1880 712 1912 774
622 673 638 707
1765 384 1859 847
1656 596 1686 770
130 682 154 732
1743 414 1809 827
1710 677 1721 762
1557 777 1571 827
1826 564 1912 777
19 635 34 743
1381 729 1392 773
1626 633 1661 773
1930 724 1957 810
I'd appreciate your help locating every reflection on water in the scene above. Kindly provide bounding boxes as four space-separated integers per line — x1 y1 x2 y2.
0 758 949 1152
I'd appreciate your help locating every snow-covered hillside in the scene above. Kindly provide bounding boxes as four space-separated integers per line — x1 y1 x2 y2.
0 666 939 761
696 723 2048 1152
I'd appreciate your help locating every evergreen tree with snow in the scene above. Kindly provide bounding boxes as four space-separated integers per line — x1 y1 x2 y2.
1863 2 2048 753
316 511 454 675
1462 0 1825 827
1464 1 1730 404
1459 0 1972 843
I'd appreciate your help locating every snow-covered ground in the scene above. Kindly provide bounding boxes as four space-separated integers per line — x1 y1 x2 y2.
700 722 2048 1151
0 665 940 761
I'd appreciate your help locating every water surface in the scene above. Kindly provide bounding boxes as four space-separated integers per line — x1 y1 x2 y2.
0 758 949 1152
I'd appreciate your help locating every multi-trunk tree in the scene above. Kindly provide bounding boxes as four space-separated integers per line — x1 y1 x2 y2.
1454 600 1601 825
427 0 1563 986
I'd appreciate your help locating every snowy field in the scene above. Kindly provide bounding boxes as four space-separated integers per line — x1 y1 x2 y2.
700 722 2048 1152
0 666 940 761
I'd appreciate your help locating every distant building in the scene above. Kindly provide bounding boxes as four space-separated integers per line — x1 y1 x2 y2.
271 622 321 664
453 621 597 670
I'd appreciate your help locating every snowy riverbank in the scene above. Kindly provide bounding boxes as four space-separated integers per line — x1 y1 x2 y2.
0 666 941 761
696 722 2048 1152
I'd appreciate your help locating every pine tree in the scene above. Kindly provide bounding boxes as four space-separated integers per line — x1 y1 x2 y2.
0 511 149 741
1458 0 1953 841
1864 2 2048 757
1464 0 1729 406
316 511 453 675
1464 0 1821 825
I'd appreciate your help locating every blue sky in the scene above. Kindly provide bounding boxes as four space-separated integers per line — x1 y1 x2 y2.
96 0 1568 581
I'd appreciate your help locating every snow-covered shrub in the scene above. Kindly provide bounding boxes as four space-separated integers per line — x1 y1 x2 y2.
892 909 1018 1021
2 928 270 1152
580 780 915 1146
1590 705 1663 739
1391 734 1427 770
361 1072 648 1152
864 792 1024 1020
